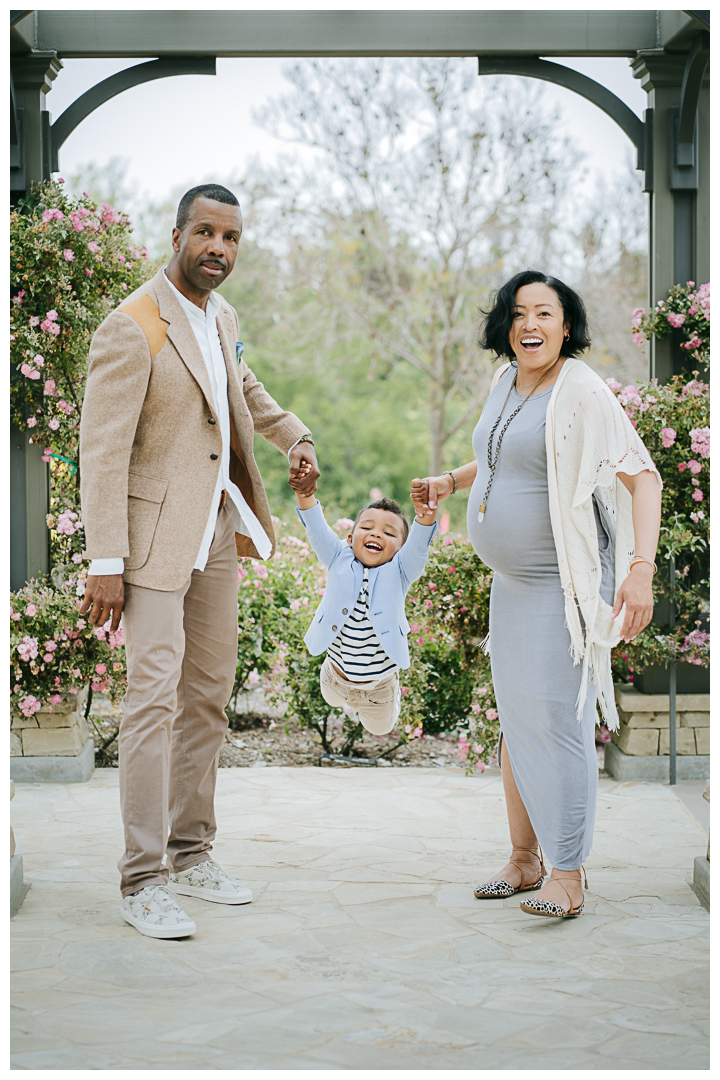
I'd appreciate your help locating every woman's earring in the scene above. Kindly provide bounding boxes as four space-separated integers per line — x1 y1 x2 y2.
565 332 570 340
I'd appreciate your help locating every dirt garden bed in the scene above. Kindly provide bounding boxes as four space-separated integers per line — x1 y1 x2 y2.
86 694 469 771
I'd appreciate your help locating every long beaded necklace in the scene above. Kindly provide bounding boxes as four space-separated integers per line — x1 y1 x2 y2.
477 358 560 523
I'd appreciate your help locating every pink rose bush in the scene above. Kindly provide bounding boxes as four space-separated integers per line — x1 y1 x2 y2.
632 281 710 367
11 179 153 574
10 579 127 719
606 373 709 678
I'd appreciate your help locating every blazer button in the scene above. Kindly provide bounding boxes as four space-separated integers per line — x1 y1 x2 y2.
210 453 219 460
342 608 348 614
332 625 338 632
208 417 216 425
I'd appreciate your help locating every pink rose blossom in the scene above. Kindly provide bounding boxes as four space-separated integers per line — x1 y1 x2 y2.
63 249 74 261
48 417 60 430
690 427 710 458
95 663 107 675
29 315 39 327
677 462 687 473
692 490 704 502
660 428 676 448
26 605 37 617
630 307 645 329
485 708 498 720
87 241 100 253
605 378 621 393
19 695 42 718
689 305 698 316
41 208 64 223
632 332 644 348
85 268 94 276
687 459 702 475
666 312 685 328
27 417 37 428
44 379 56 395
427 582 437 592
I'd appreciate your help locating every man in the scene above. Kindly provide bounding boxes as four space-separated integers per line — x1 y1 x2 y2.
79 184 319 939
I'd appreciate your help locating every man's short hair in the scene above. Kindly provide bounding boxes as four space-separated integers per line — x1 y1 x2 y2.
354 498 410 544
176 184 240 230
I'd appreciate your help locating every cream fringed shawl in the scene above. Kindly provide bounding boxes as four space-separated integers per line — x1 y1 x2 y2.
488 359 662 732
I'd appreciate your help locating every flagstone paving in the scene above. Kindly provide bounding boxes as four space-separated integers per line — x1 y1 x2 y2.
11 767 709 1070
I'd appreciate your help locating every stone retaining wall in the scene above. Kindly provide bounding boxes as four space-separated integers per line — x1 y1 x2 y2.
612 683 709 757
11 688 89 757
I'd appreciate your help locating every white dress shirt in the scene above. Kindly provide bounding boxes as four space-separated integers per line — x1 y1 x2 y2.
88 274 272 578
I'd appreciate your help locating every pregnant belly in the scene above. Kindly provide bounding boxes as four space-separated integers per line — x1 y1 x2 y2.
466 473 559 579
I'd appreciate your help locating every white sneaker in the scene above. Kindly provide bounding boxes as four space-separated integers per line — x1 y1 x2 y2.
169 859 252 905
120 885 197 939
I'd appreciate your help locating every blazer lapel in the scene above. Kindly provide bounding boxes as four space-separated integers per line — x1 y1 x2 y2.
154 271 216 413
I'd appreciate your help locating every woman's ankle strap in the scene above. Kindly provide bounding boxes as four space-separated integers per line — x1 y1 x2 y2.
552 865 588 889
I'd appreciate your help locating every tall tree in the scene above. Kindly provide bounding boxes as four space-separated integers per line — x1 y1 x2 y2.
249 59 580 474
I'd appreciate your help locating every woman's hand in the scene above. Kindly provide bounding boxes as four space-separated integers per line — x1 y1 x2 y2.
411 474 454 514
611 563 654 642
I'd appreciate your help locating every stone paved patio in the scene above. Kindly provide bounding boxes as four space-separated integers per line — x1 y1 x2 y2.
11 767 709 1070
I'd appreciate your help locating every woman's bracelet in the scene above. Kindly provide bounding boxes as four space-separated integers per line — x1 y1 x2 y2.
629 556 657 576
443 470 457 495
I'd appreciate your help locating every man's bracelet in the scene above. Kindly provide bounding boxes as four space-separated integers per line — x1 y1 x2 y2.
288 434 314 463
443 470 457 495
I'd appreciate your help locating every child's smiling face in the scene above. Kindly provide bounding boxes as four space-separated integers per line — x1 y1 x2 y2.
348 508 405 567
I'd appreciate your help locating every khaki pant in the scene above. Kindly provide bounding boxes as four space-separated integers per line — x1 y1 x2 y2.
320 656 401 736
117 505 237 897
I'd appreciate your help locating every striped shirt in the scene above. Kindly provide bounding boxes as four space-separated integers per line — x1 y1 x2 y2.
326 565 398 682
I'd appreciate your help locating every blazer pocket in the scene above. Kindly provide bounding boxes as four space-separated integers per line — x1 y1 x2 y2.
125 471 169 571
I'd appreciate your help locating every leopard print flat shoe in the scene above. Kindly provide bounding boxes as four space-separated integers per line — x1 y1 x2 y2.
520 866 587 918
474 845 546 899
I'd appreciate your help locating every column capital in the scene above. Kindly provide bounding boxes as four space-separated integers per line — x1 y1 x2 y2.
632 50 687 93
11 52 63 95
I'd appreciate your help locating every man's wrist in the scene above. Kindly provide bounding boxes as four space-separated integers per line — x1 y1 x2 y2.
287 433 314 462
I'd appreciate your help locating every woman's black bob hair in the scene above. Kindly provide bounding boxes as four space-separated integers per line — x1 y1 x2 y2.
479 270 591 361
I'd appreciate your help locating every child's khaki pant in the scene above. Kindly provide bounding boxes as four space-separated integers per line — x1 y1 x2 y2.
320 657 401 735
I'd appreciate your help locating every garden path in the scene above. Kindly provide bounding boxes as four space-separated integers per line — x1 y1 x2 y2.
11 767 709 1070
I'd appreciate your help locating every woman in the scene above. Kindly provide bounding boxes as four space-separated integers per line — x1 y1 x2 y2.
411 270 662 918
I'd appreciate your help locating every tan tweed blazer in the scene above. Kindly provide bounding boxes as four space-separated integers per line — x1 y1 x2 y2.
79 269 308 591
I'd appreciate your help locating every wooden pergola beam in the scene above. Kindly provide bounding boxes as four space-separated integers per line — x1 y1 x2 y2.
29 9 664 59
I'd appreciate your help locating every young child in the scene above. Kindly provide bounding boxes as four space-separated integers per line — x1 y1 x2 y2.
295 486 437 736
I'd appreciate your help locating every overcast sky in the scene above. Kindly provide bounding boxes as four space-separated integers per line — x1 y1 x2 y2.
48 54 647 211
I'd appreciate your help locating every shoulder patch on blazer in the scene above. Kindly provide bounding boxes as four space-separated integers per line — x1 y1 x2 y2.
118 295 167 357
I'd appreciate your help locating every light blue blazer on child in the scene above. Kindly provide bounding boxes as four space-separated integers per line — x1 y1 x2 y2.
296 502 437 669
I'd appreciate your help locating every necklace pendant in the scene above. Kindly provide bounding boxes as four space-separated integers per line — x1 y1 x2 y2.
477 504 486 523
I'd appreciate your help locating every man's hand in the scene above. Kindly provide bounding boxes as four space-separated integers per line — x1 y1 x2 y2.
611 564 654 642
289 443 320 497
79 575 125 633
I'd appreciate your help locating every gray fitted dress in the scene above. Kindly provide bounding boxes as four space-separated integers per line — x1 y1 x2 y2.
467 372 614 870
